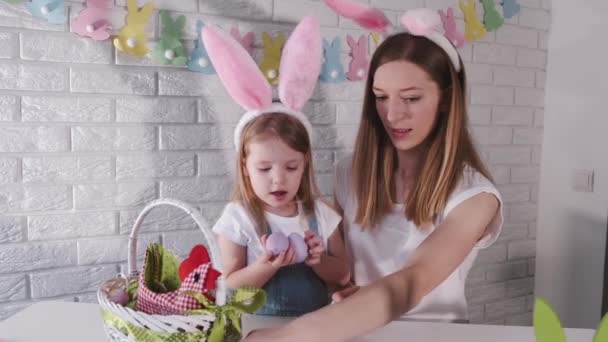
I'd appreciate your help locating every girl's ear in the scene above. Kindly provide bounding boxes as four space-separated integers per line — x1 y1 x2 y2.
242 161 249 177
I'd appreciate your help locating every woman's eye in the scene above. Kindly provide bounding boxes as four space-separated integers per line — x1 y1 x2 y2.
374 95 387 101
286 166 298 171
258 168 271 172
403 97 421 103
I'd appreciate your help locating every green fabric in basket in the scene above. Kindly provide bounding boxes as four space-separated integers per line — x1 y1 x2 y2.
102 309 209 342
101 287 265 342
144 243 181 293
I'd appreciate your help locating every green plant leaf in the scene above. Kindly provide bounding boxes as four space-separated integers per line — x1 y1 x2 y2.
595 313 608 342
534 298 567 342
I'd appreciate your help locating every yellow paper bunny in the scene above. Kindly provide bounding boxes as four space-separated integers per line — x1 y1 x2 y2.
113 0 154 56
259 32 285 85
459 0 486 42
371 32 382 50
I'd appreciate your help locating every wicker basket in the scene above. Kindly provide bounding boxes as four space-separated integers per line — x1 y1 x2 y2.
97 198 245 342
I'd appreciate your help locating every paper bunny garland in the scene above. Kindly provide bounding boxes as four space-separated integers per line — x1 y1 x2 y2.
202 16 322 150
113 0 154 56
324 0 461 72
152 10 187 65
187 20 215 74
346 34 369 81
71 0 112 41
27 0 66 24
439 7 465 49
321 37 347 83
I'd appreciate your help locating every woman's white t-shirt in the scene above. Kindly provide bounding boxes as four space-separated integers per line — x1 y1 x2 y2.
334 155 504 322
212 200 342 265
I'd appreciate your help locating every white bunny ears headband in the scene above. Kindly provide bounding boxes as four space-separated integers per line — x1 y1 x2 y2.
324 0 461 72
202 17 321 151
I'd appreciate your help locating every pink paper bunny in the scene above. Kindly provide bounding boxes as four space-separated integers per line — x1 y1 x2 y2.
439 7 465 48
230 25 254 56
71 0 111 41
346 34 369 81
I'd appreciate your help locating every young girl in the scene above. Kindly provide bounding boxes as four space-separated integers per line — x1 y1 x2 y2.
245 3 503 340
203 17 351 316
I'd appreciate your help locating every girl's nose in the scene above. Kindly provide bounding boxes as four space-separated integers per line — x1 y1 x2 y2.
271 170 286 185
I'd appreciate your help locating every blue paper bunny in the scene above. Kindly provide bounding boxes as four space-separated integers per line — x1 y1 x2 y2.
502 0 521 19
27 0 66 24
320 37 346 83
187 20 215 74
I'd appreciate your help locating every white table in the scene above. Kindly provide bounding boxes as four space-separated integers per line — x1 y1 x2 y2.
0 301 596 341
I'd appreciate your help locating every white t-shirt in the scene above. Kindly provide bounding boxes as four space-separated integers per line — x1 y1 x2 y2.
334 155 503 322
212 200 342 265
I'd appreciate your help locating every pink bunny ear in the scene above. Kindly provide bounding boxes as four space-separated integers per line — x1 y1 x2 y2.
324 0 391 33
278 16 322 111
202 26 271 111
346 34 356 48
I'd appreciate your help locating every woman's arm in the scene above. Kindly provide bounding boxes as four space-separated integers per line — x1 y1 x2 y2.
218 235 296 289
244 192 499 341
310 225 352 286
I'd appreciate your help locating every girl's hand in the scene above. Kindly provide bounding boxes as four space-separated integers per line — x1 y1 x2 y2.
304 230 323 266
258 235 297 269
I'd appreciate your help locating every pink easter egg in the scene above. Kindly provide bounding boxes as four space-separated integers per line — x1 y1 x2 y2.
107 288 129 306
288 233 308 263
266 232 289 255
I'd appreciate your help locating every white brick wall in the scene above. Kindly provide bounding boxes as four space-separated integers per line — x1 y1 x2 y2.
0 0 548 326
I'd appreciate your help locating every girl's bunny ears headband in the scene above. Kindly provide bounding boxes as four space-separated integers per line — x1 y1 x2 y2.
324 0 461 72
202 16 321 151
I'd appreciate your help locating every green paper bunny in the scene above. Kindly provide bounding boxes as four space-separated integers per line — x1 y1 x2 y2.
152 10 187 65
481 0 504 32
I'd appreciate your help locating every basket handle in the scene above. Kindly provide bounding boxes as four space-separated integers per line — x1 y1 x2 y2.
127 198 227 305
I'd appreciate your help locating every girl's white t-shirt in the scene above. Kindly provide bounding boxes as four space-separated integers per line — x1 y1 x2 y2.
212 200 342 265
334 155 504 322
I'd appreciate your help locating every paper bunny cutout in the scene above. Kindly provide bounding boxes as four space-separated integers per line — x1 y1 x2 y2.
346 34 368 81
459 0 487 42
371 32 382 50
71 0 111 41
502 0 521 19
27 0 66 24
259 32 286 85
151 10 187 65
320 37 346 83
202 16 322 150
113 0 154 56
439 7 465 49
231 25 255 56
481 0 504 31
187 20 215 74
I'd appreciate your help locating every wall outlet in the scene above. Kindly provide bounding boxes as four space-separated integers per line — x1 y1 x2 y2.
571 169 594 193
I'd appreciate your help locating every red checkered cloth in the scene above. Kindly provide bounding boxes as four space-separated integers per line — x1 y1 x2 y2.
136 262 213 315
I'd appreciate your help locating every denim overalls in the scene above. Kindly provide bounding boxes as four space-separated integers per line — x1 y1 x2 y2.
255 211 330 316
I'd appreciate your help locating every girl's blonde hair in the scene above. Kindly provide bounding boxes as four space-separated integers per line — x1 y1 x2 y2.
233 113 319 236
352 32 492 229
